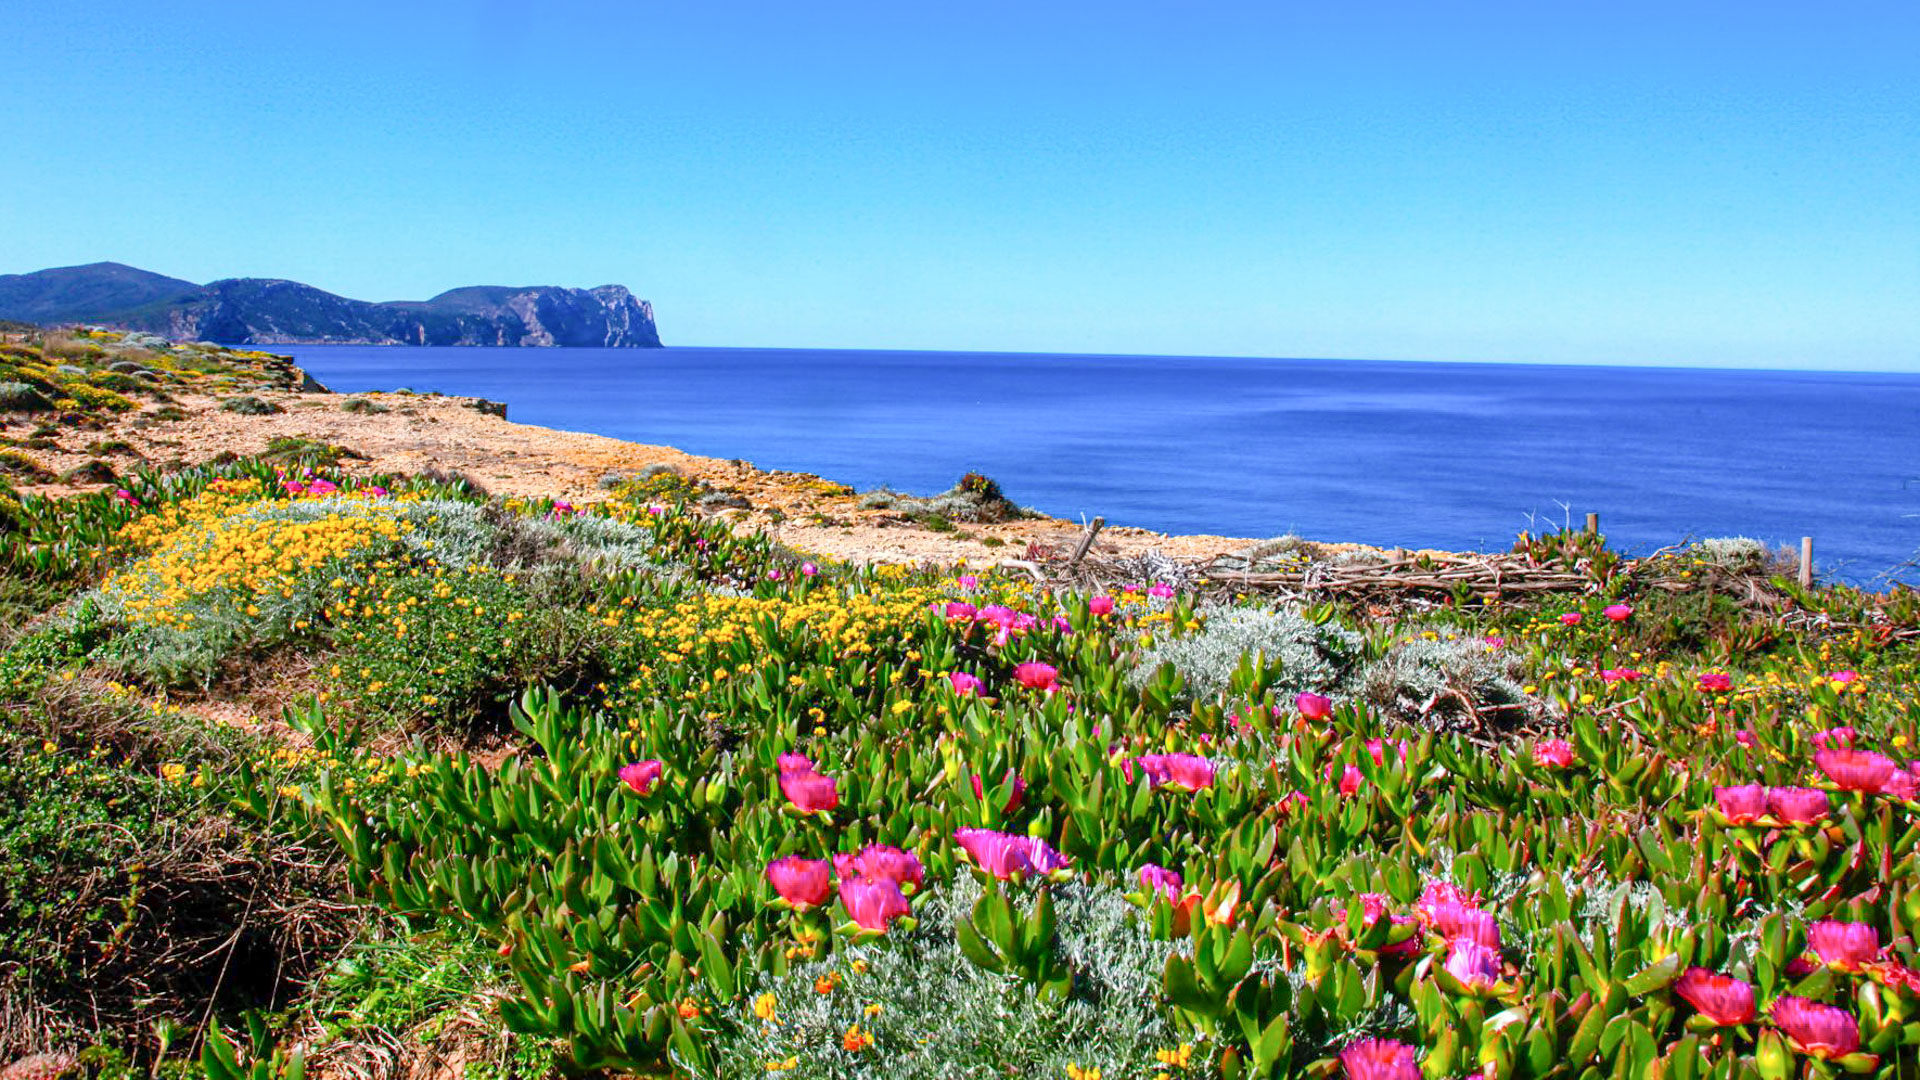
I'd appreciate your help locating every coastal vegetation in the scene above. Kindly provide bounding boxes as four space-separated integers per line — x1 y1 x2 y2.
1 332 1918 1079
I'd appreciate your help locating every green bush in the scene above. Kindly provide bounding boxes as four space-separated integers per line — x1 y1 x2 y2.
0 382 53 412
220 396 282 416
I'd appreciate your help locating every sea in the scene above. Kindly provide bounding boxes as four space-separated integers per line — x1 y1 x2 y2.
283 346 1920 585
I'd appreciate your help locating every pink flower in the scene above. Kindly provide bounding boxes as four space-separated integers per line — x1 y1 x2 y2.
1138 863 1184 900
1828 670 1857 684
1130 753 1216 791
833 845 924 891
953 828 1070 879
1769 996 1861 1060
1807 921 1880 973
1815 748 1897 793
1425 903 1501 949
307 479 339 495
776 752 816 773
1296 692 1334 721
1356 893 1423 956
1885 767 1919 801
1811 727 1857 751
957 574 978 590
948 672 984 696
618 760 663 795
1735 729 1756 748
1767 787 1830 824
1559 612 1582 626
1444 939 1502 988
1713 784 1770 824
838 877 911 931
1088 595 1114 616
1483 635 1505 648
970 769 1026 812
800 561 818 577
765 856 834 910
1339 1038 1420 1080
363 485 388 497
1336 764 1364 797
1532 739 1574 768
942 601 977 620
1603 603 1633 621
1148 582 1175 599
1600 668 1643 683
113 488 139 505
767 569 783 581
780 768 840 812
1013 662 1059 691
1674 967 1756 1025
1698 672 1733 692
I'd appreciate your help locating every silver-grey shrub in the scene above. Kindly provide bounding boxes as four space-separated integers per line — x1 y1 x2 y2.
695 877 1174 1080
1128 606 1362 704
1357 633 1527 731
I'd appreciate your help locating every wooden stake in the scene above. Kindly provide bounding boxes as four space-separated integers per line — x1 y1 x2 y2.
1069 516 1106 566
1799 537 1814 588
1585 513 1599 536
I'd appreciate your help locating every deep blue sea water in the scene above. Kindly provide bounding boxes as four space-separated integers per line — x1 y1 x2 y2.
283 346 1920 583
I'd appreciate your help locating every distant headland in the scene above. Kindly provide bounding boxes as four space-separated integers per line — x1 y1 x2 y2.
0 261 661 348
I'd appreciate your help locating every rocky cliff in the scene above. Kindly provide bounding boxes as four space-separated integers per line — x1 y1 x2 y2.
0 263 662 347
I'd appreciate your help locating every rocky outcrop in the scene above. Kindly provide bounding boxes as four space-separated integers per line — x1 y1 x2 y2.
0 263 662 347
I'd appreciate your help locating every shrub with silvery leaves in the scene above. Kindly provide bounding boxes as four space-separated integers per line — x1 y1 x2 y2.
1129 606 1363 704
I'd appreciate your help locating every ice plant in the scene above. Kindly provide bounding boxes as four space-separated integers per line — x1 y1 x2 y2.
838 877 910 932
1088 595 1114 615
1532 739 1574 768
1810 726 1857 751
1559 612 1582 626
1767 786 1830 824
765 856 834 910
1698 672 1733 691
970 769 1026 812
1673 967 1756 1026
1138 863 1184 900
1603 603 1633 621
1339 1038 1420 1080
1013 662 1059 691
1148 581 1175 599
1296 691 1333 721
1712 784 1769 824
618 759 663 795
954 828 1070 879
947 671 984 696
833 844 925 891
780 768 840 812
1130 752 1216 791
1815 747 1897 792
1807 920 1880 972
1769 996 1861 1059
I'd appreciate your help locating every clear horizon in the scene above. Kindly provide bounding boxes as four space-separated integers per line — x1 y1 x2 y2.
5 1 1917 371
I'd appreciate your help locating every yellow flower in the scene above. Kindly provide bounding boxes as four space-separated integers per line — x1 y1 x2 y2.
842 1023 874 1052
752 993 778 1022
160 763 187 782
1066 1066 1102 1080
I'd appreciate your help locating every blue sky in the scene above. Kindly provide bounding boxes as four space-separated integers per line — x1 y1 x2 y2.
4 1 1916 369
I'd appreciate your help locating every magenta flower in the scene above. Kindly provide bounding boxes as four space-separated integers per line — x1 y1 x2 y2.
1559 612 1582 626
1828 670 1857 684
113 488 139 505
1423 902 1501 949
1138 863 1184 901
1807 920 1880 972
942 601 977 620
765 856 834 910
975 604 1016 627
969 768 1025 812
1600 667 1643 683
800 561 818 577
1816 748 1897 792
1365 738 1409 768
1484 635 1505 648
833 845 925 891
957 574 978 590
618 760 663 795
1532 739 1574 768
1603 603 1633 621
1131 753 1216 791
1339 1038 1421 1080
1674 967 1756 1026
1699 672 1734 692
1088 595 1114 616
953 828 1070 879
1296 692 1334 721
1767 786 1830 824
1713 784 1770 824
307 479 339 495
1356 893 1423 956
1885 767 1919 801
1444 939 1502 988
1811 727 1857 751
777 752 816 773
1770 995 1861 1059
839 877 911 932
1335 764 1364 797
1013 662 1059 691
948 671 984 696
780 768 840 812
1148 582 1175 599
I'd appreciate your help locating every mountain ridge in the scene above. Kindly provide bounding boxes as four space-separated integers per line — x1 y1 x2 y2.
0 262 662 347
